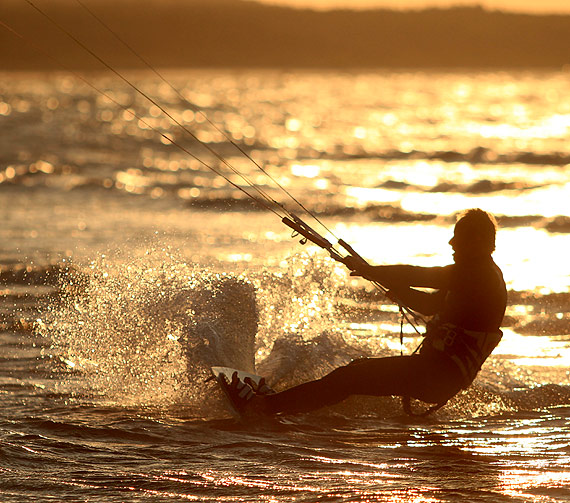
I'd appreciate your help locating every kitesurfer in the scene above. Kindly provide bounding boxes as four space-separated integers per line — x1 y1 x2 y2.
230 208 507 416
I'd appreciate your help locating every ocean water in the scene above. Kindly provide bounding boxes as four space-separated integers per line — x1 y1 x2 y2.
1 68 570 502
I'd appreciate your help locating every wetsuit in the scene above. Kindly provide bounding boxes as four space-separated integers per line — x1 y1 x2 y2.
262 256 507 415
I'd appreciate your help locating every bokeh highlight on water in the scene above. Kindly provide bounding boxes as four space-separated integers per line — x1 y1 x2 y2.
1 69 570 502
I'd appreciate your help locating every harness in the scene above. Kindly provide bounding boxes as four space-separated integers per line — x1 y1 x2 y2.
402 319 503 417
421 320 503 387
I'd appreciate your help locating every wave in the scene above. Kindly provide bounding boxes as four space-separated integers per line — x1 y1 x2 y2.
430 179 544 194
320 202 439 221
375 177 544 195
319 203 570 235
505 384 570 410
317 146 570 167
0 263 87 335
3 144 568 195
184 193 266 211
544 216 570 233
508 290 570 310
0 262 83 287
501 215 570 234
4 175 567 234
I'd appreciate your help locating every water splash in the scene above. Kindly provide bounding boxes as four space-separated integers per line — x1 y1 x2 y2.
35 247 362 411
255 252 365 389
37 249 258 411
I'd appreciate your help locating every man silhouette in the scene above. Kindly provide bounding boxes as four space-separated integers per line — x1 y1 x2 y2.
231 208 507 416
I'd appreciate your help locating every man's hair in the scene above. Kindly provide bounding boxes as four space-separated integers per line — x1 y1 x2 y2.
454 208 497 253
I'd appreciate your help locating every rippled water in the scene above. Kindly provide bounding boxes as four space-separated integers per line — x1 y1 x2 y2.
1 69 570 502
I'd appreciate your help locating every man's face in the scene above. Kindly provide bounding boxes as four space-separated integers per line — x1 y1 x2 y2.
449 223 468 261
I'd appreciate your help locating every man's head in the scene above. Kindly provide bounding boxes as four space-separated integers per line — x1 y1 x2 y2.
449 208 497 260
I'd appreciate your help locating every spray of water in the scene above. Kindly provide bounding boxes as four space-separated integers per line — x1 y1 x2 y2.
254 252 366 389
35 245 350 413
38 249 258 411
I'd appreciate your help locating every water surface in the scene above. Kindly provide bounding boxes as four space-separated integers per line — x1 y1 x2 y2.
1 69 570 502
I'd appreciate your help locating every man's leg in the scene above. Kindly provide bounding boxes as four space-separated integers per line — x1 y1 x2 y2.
261 355 434 415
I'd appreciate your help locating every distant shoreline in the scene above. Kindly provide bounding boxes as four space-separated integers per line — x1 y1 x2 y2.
1 67 568 77
1 2 569 70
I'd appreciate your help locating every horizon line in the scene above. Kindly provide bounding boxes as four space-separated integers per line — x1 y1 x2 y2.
250 0 570 16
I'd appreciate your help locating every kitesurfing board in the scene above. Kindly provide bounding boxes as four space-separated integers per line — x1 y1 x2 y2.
211 366 264 417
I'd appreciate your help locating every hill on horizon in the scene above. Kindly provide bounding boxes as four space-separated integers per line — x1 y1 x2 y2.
1 0 569 70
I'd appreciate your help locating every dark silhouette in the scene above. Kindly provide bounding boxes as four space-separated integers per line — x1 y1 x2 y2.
234 209 507 416
1 1 569 70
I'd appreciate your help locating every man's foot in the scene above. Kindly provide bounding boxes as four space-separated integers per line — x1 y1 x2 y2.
244 376 275 396
224 372 272 418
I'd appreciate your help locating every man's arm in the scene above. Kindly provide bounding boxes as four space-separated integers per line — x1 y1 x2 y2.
352 264 452 289
387 286 445 315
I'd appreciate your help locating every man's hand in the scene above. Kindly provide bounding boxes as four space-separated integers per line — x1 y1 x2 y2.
343 254 368 273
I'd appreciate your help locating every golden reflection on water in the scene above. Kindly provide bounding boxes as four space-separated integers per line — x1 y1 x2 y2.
495 229 570 293
333 223 450 266
402 184 570 219
359 160 564 189
290 163 321 178
495 330 570 368
499 469 570 500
